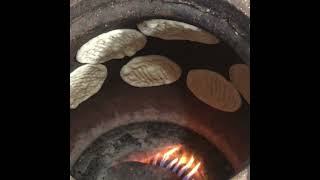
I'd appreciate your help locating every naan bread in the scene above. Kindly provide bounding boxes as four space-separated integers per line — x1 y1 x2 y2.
187 69 242 112
229 64 250 104
137 19 219 44
76 29 147 64
120 55 181 87
70 64 107 109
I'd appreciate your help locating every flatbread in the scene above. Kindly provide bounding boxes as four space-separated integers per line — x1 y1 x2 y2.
137 19 219 44
229 64 250 104
76 29 147 64
120 55 181 87
187 69 242 112
70 64 108 109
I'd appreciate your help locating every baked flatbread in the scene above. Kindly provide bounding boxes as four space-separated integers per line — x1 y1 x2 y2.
187 69 242 112
137 19 219 44
77 29 147 64
70 64 107 109
120 55 181 87
229 64 250 104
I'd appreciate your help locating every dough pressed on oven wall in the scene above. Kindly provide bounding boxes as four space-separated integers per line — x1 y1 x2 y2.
187 69 242 112
76 29 147 64
120 55 181 87
229 64 250 104
70 64 108 109
137 19 219 44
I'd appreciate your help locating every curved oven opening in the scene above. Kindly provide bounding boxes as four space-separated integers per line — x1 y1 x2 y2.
70 0 250 179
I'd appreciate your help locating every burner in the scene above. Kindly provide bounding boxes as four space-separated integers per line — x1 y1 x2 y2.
71 122 234 180
148 146 202 180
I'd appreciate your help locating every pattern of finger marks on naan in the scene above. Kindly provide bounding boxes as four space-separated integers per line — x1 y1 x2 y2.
120 55 181 87
187 69 242 112
77 29 147 64
229 64 250 104
70 64 108 109
137 19 219 44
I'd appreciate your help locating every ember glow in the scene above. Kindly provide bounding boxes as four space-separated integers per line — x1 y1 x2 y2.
149 146 202 180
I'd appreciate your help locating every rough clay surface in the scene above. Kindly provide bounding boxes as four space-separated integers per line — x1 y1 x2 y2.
229 64 250 104
70 64 107 109
120 55 181 87
137 19 219 44
187 69 242 112
76 29 147 64
106 162 179 180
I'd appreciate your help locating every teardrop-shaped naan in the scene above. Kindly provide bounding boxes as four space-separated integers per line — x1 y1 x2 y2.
76 29 147 64
70 64 108 109
187 69 242 112
137 19 219 44
120 55 181 87
229 64 250 104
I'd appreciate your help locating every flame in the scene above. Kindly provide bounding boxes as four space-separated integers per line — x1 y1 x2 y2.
179 156 188 164
178 156 195 176
166 158 179 169
152 153 161 165
164 147 180 157
183 162 201 180
160 146 180 167
149 146 202 180
172 155 188 172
